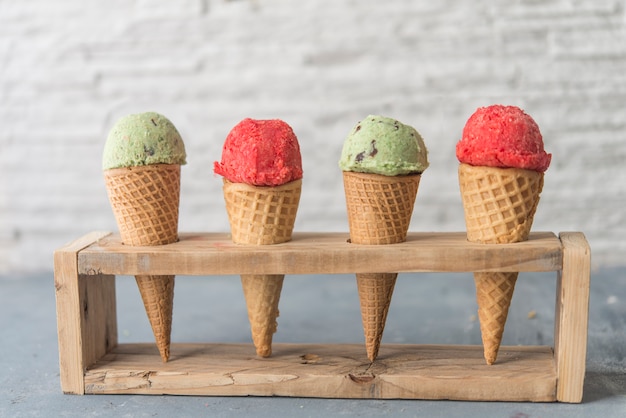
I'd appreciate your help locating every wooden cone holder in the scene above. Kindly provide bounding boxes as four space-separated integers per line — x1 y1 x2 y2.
54 231 590 402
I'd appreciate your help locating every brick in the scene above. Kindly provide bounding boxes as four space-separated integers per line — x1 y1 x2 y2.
550 27 626 57
134 0 207 18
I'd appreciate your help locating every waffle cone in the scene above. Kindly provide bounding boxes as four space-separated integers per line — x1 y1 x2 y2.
342 171 420 245
458 163 544 364
458 163 543 244
134 274 175 362
222 179 301 357
104 164 181 362
473 271 518 365
222 179 301 246
240 274 285 357
343 171 420 361
356 273 397 361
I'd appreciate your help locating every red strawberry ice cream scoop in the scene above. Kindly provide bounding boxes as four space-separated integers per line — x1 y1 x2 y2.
456 105 551 172
214 118 303 187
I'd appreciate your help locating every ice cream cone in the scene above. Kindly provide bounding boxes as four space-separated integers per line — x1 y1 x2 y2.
239 274 284 358
343 171 421 361
458 163 543 364
355 272 397 361
104 163 181 362
134 274 175 361
222 178 301 357
472 271 518 365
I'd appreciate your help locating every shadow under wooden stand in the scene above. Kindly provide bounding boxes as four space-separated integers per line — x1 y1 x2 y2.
54 231 590 402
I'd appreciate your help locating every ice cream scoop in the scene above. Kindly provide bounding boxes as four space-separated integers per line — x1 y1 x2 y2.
338 115 429 176
213 118 302 187
103 112 187 170
456 105 551 172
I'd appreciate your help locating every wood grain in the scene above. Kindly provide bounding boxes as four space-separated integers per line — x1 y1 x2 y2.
54 230 591 401
78 232 563 276
54 231 116 394
555 232 591 403
84 343 557 401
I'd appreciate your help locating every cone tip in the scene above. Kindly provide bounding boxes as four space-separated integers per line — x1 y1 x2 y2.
484 352 496 365
366 347 379 362
256 346 272 358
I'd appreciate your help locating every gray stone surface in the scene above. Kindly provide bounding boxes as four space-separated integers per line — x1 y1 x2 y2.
1 267 624 417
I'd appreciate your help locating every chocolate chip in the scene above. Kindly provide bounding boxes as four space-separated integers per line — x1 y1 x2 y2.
144 145 155 156
151 118 158 127
355 151 365 162
369 139 378 157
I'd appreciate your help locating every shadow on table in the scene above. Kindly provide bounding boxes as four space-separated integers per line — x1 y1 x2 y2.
582 371 626 403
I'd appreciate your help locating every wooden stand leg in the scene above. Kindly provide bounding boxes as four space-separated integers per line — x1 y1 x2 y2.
555 232 591 403
54 232 117 394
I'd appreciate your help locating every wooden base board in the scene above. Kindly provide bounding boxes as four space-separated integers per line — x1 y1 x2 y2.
84 343 557 401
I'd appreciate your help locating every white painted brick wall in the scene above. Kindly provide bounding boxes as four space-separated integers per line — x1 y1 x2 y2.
1 0 625 273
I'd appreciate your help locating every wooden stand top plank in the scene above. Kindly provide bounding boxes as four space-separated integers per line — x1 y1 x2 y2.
77 231 563 276
84 343 557 401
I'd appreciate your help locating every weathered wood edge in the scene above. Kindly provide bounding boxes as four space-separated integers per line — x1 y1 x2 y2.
555 232 591 403
83 343 557 401
76 231 563 276
53 231 112 395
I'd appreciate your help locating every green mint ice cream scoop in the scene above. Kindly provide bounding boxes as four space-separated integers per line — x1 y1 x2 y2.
102 112 187 170
338 115 429 176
